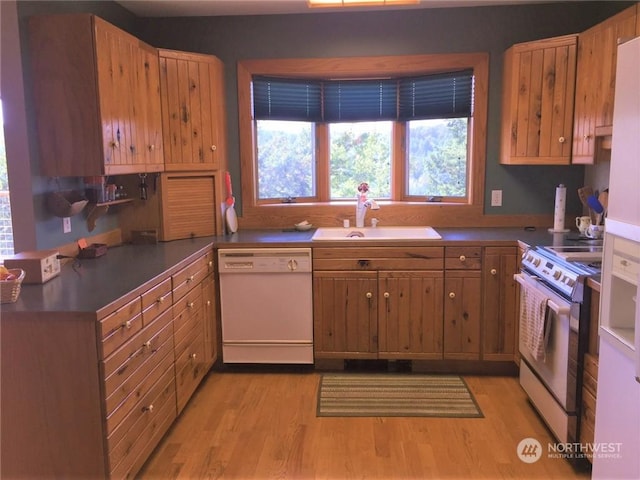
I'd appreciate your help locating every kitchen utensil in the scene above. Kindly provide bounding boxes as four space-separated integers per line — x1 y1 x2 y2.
587 194 604 224
598 190 609 220
586 224 604 239
225 171 238 234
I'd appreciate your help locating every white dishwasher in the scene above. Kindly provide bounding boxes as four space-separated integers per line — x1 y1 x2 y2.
218 248 313 364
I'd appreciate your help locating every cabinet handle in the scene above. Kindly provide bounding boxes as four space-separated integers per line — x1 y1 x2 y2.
187 301 195 309
187 275 195 282
208 261 213 268
110 140 120 148
383 292 390 298
210 145 217 152
122 320 132 329
142 340 151 349
490 268 497 275
157 296 165 304
206 300 211 306
583 134 592 141
620 259 629 267
558 136 566 144
366 292 372 299
148 144 155 151
459 255 466 262
142 404 154 413
190 353 197 360
449 292 456 299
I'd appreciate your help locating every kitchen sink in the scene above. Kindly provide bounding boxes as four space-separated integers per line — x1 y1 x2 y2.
311 226 441 241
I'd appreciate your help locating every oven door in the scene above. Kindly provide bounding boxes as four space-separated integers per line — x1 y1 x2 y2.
515 272 580 442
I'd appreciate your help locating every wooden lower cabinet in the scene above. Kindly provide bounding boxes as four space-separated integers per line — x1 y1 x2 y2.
0 247 214 479
580 284 600 461
482 247 519 361
313 271 379 358
378 271 444 359
444 270 481 360
313 246 445 361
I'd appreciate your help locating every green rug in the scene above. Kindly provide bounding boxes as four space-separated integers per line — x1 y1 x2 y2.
317 373 483 418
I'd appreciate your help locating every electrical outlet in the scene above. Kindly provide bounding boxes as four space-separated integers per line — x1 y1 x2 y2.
491 190 503 207
63 217 71 233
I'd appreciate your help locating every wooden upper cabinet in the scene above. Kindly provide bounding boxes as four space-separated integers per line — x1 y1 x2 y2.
28 14 164 177
500 35 577 165
159 50 227 171
572 5 638 164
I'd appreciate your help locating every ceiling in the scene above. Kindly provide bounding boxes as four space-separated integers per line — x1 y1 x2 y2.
115 0 556 17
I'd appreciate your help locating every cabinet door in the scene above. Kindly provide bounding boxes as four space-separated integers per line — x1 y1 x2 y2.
482 247 519 361
313 271 378 358
500 35 577 165
202 273 218 367
443 271 481 360
572 5 637 164
159 172 218 240
159 50 226 171
377 271 444 359
135 44 165 173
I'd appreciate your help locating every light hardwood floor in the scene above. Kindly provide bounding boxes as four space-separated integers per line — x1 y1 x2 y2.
138 370 592 479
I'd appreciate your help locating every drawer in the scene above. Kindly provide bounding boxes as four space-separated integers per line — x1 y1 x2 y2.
175 333 206 413
174 306 203 360
445 246 482 270
312 247 444 271
583 353 598 392
102 309 173 398
580 386 597 445
141 277 172 326
99 297 143 358
104 321 174 429
108 366 176 478
173 256 210 300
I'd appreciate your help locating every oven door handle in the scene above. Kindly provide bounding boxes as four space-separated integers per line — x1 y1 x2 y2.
513 273 571 316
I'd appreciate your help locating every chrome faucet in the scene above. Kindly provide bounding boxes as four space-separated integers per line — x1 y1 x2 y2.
355 182 380 228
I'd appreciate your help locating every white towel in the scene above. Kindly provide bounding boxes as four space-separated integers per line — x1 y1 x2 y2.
519 282 550 361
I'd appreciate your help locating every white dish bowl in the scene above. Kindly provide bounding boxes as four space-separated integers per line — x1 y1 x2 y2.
295 223 313 231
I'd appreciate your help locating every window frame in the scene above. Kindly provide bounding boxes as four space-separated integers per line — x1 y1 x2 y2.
237 53 488 226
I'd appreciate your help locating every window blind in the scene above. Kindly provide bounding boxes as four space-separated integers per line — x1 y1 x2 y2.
252 76 322 121
398 70 474 120
252 70 474 122
323 79 397 122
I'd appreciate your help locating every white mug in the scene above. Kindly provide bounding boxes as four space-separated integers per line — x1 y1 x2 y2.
586 224 604 239
576 216 591 235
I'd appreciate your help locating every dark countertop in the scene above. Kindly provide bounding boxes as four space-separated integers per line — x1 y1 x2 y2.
4 227 597 315
3 237 214 315
211 226 585 248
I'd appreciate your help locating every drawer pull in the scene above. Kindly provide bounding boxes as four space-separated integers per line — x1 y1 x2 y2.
206 300 211 306
210 145 217 152
383 292 390 299
122 320 132 329
187 275 195 282
187 301 195 309
366 292 372 299
459 255 466 262
449 292 456 299
558 136 566 144
490 268 497 275
208 260 213 268
142 404 154 413
157 296 165 304
142 341 152 349
620 259 629 267
190 353 197 360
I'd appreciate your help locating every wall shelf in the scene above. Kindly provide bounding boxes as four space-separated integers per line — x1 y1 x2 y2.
86 198 134 231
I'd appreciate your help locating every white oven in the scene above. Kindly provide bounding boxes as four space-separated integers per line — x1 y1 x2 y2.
516 245 600 445
515 272 580 443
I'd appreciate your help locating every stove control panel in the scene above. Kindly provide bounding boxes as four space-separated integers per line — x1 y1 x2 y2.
521 248 588 301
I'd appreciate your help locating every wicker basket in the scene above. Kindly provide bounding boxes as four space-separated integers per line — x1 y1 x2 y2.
0 269 26 304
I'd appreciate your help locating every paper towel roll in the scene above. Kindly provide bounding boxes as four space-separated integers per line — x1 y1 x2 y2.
548 184 570 233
